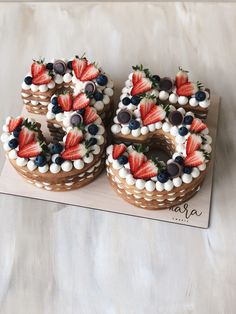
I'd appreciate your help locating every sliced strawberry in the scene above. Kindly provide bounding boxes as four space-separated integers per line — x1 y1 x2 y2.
84 107 99 125
72 93 90 110
139 98 156 120
72 56 88 79
18 127 35 149
80 64 99 82
176 82 198 97
58 92 73 111
65 128 83 149
112 144 126 159
131 77 152 96
190 118 207 133
184 151 204 167
128 150 146 174
132 70 146 85
31 60 45 78
176 67 188 88
133 160 158 180
186 134 202 155
8 117 23 132
143 105 166 126
18 141 42 158
61 144 87 160
32 70 52 85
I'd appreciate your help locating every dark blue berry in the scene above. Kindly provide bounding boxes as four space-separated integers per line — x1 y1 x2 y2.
52 105 63 114
157 170 169 183
195 91 206 102
94 91 103 101
52 143 63 154
35 155 47 167
8 138 18 149
67 61 73 70
117 155 128 165
183 115 193 125
88 124 99 135
46 62 53 70
178 126 188 136
51 97 58 105
96 74 108 86
55 156 64 165
129 119 140 130
77 108 85 116
153 75 160 82
88 138 97 146
122 97 131 106
131 96 140 105
183 166 192 174
175 156 184 165
13 126 22 138
24 76 32 85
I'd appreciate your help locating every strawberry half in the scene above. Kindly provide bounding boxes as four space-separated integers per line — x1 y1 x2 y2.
139 97 156 120
18 141 42 158
184 151 204 167
8 117 23 132
61 144 87 160
176 82 198 97
190 118 207 133
72 56 88 79
65 128 83 149
129 150 146 174
18 127 35 149
80 64 99 82
31 60 45 78
72 93 90 110
32 70 52 85
133 160 158 180
84 107 99 125
131 77 152 96
58 92 73 111
112 144 126 159
132 69 146 85
143 105 166 126
186 134 202 155
176 67 188 88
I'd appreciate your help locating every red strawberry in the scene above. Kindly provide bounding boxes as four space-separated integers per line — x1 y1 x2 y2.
112 144 126 159
58 92 73 111
176 67 189 88
132 70 145 85
65 128 83 149
84 107 99 125
32 70 52 85
72 56 88 79
139 98 156 120
133 160 158 180
143 105 166 126
18 141 42 158
184 151 204 167
31 60 45 78
61 144 87 160
18 127 35 149
128 150 146 174
80 64 99 82
72 93 90 110
8 117 23 132
186 134 202 155
190 118 207 133
176 82 198 96
131 77 152 96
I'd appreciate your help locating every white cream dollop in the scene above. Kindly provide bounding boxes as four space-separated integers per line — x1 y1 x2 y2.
38 164 49 173
27 160 37 171
145 180 156 192
74 159 84 170
135 179 145 190
50 163 61 174
61 161 73 172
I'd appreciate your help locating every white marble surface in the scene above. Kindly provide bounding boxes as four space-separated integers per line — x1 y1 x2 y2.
0 2 236 313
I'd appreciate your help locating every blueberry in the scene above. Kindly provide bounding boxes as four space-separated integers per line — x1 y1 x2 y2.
131 96 140 105
153 75 160 82
175 156 184 165
195 91 206 102
183 115 193 125
51 97 58 105
55 156 64 165
52 105 63 114
157 170 169 183
8 138 18 149
96 74 108 86
35 155 47 167
122 97 131 106
88 124 99 135
94 91 103 101
183 166 192 174
51 143 63 154
117 155 128 165
88 137 97 146
24 76 32 85
46 62 53 70
13 126 22 138
178 126 188 136
77 108 85 116
129 119 140 130
67 61 73 70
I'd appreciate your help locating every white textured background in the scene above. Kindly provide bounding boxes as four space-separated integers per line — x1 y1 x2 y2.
0 2 236 314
